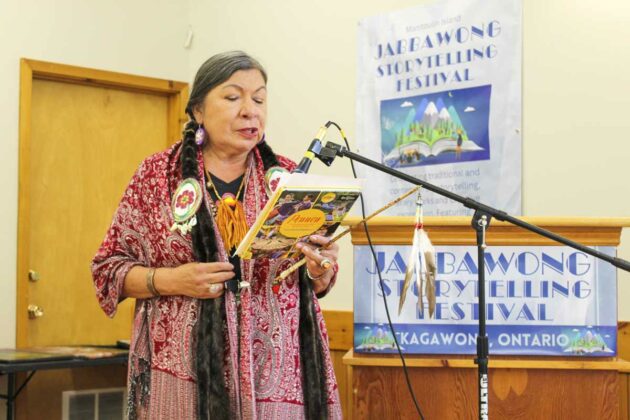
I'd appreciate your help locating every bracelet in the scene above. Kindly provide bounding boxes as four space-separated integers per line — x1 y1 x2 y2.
315 262 339 299
146 268 160 297
306 267 326 281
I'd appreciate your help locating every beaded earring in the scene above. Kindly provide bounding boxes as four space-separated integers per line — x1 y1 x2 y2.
195 123 206 146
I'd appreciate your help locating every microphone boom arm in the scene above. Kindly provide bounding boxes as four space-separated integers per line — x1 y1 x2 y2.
319 141 630 272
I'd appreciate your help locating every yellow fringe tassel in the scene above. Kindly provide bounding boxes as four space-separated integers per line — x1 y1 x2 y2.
215 199 248 252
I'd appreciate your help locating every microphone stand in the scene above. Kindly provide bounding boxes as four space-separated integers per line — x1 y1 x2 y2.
315 141 630 420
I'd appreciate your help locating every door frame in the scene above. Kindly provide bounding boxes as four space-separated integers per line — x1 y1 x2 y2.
16 58 188 346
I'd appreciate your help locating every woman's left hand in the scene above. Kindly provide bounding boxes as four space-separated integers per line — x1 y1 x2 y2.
296 235 338 295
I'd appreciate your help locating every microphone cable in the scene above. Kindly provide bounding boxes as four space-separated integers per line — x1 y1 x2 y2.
325 121 426 420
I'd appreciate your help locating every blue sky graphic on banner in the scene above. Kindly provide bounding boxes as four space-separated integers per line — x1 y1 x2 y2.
381 85 491 168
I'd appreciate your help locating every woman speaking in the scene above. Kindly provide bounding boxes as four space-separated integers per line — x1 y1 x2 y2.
92 51 342 419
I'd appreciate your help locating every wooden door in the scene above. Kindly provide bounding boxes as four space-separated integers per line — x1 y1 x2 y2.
16 59 187 419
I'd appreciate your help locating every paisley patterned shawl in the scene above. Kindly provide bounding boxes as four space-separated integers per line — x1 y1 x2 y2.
91 141 342 419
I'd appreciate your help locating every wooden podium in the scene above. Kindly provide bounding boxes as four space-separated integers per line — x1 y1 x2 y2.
342 216 630 419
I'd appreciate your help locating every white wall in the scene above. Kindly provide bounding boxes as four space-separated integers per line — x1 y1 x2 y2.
523 0 630 316
189 0 630 313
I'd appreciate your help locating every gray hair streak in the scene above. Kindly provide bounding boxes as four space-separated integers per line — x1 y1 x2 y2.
186 50 267 118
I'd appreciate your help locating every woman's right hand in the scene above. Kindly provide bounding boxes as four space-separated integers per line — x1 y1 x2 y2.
155 262 235 299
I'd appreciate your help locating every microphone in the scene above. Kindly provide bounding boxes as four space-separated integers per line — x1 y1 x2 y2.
292 126 328 174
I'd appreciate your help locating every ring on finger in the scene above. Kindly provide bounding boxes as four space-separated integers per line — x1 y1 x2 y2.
319 258 332 270
209 283 223 294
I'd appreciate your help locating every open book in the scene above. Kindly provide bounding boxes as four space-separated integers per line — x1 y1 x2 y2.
385 138 483 164
235 173 362 259
416 137 483 157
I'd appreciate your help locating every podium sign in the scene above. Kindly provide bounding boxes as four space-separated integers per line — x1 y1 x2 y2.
354 244 617 356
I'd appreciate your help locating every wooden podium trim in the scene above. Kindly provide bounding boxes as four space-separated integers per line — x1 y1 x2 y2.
343 216 630 246
342 349 630 371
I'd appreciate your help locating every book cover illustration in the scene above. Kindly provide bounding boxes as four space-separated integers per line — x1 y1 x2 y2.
236 174 361 260
381 84 492 168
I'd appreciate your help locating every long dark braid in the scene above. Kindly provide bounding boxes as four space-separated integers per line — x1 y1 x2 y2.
181 118 220 264
180 116 230 420
298 266 329 419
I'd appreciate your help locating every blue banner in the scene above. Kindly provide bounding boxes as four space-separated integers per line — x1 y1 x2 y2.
354 245 617 356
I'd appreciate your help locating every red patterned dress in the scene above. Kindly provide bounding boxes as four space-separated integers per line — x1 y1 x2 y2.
92 142 342 419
